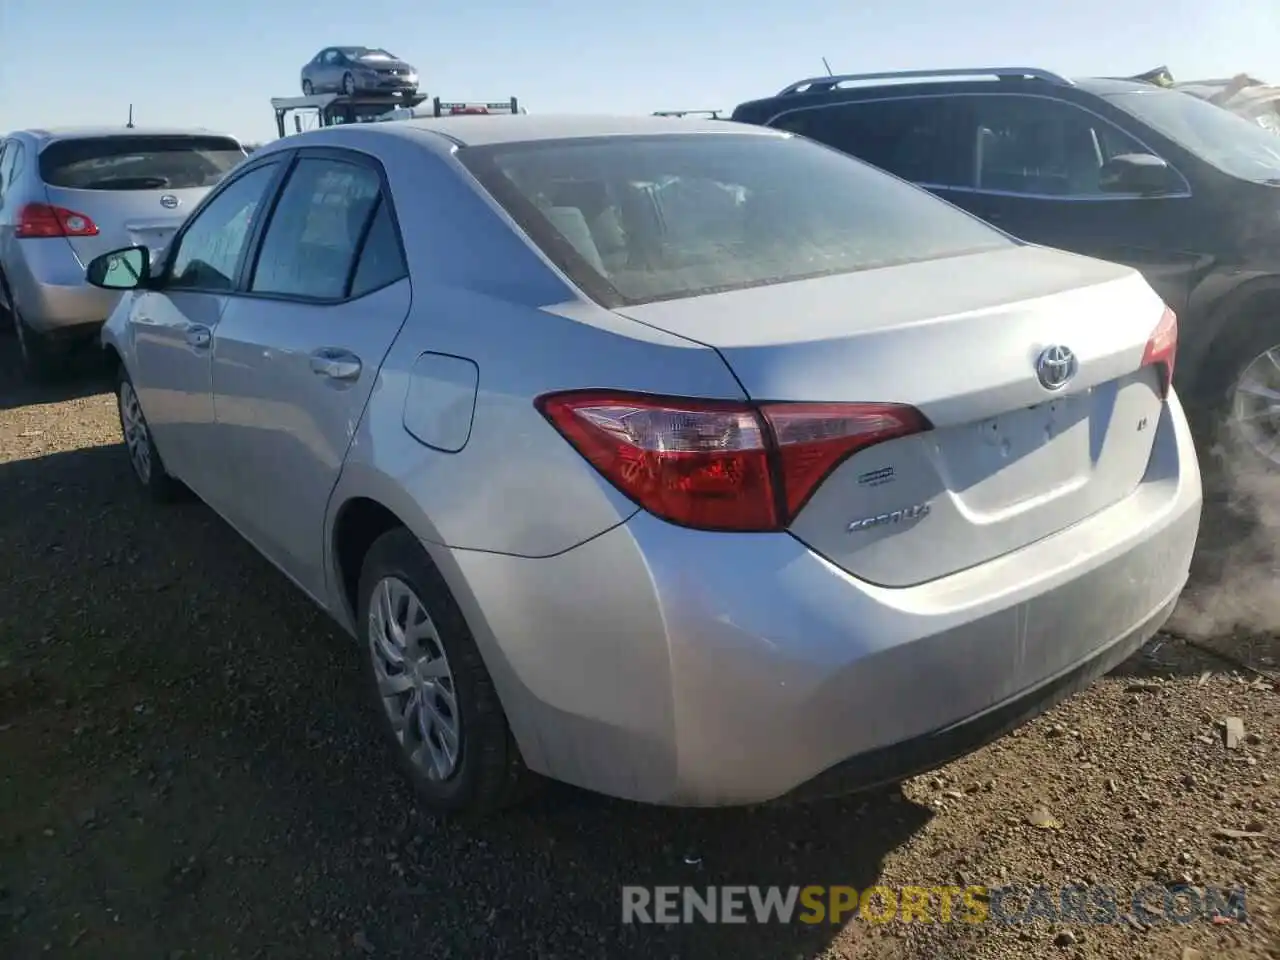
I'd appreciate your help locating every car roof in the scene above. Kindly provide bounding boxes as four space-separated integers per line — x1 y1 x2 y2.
391 113 782 147
12 126 238 145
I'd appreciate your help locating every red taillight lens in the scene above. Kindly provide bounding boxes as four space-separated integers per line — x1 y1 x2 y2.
536 391 930 532
762 402 931 519
15 202 99 239
1140 306 1178 399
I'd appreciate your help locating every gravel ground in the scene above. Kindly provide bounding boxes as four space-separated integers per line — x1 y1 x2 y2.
0 334 1276 960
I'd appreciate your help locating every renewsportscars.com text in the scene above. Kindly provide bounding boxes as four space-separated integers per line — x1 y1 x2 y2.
621 884 1248 926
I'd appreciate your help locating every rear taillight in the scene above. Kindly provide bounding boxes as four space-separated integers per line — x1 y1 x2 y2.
1140 306 1178 399
536 391 930 532
15 202 99 239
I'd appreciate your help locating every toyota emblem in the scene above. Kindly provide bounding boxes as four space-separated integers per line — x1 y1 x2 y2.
1036 345 1078 391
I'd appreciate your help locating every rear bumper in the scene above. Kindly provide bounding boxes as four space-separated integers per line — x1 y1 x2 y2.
778 589 1177 803
5 239 119 333
448 393 1202 806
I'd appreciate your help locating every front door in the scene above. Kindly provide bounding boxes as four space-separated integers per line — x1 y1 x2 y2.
130 161 283 490
936 93 1211 318
210 150 411 597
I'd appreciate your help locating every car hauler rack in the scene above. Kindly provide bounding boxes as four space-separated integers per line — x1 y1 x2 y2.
652 109 725 118
376 96 524 122
271 92 429 138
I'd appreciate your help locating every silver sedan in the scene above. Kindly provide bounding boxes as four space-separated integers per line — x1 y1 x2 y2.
87 115 1201 815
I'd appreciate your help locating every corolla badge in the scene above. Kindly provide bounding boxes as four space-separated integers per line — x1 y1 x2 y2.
846 503 931 533
160 194 180 209
1036 345 1077 391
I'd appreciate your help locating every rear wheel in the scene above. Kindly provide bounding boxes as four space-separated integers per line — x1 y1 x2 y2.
1195 312 1280 480
342 72 356 95
11 305 68 383
302 79 313 96
356 528 532 817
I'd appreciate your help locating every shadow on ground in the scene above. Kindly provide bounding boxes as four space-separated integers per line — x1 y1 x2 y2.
0 444 931 960
0 330 114 412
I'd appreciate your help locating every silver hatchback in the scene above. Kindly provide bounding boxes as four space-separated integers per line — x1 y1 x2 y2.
87 116 1201 816
0 127 245 379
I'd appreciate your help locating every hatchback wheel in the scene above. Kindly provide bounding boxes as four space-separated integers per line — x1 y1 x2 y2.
116 367 182 502
357 528 531 816
11 306 67 383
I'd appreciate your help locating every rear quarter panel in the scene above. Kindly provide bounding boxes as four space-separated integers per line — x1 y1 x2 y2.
324 126 747 556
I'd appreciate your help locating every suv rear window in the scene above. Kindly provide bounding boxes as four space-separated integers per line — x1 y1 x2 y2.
457 132 1011 307
39 135 245 191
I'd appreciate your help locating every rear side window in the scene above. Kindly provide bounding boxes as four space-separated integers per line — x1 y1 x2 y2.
457 132 1011 307
770 99 969 187
39 135 246 191
249 156 398 300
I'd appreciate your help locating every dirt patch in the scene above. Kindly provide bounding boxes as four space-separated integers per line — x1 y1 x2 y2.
0 336 1276 960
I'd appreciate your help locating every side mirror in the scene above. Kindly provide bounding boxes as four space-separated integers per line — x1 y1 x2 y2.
1099 153 1181 196
86 246 151 290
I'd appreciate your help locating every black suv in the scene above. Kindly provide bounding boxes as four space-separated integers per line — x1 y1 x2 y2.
732 68 1280 471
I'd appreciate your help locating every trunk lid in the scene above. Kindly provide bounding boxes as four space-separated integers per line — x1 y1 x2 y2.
617 245 1170 587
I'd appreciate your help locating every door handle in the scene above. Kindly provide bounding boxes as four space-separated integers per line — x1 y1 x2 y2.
186 324 211 349
310 347 362 381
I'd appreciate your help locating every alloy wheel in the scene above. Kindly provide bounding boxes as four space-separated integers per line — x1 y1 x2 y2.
368 576 462 781
1230 344 1280 467
118 381 153 484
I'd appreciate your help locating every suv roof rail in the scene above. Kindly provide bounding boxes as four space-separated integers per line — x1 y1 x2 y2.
776 67 1072 96
653 109 725 119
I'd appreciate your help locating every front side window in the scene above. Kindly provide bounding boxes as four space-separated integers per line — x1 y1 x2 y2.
457 132 1012 308
964 95 1152 197
39 135 245 191
167 163 279 291
1106 88 1280 183
249 157 383 299
770 98 969 187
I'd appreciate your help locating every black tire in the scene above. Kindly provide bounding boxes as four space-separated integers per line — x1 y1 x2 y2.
342 72 356 95
301 79 313 96
1190 312 1280 492
116 365 183 503
10 304 67 383
356 527 532 817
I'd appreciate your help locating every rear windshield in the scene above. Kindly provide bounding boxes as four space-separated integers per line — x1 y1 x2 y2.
39 135 245 191
456 132 1012 307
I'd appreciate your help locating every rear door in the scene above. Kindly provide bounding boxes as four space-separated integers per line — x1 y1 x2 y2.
37 134 247 265
210 148 412 598
939 93 1208 317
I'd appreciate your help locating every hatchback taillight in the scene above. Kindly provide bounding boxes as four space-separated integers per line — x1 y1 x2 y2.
1141 306 1178 399
536 390 931 532
15 202 99 239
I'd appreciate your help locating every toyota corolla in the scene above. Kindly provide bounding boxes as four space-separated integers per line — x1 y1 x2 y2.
86 115 1201 815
